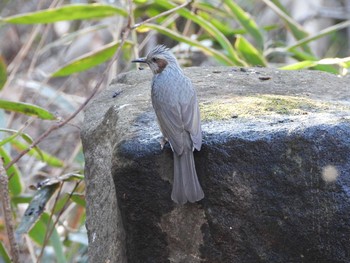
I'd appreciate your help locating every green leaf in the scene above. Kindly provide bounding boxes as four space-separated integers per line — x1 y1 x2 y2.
0 99 56 120
0 128 34 147
137 24 233 65
155 0 246 66
286 20 350 53
11 140 64 167
29 213 67 263
11 194 33 205
263 0 311 53
0 241 11 263
0 147 23 196
289 48 339 74
53 194 70 214
2 4 127 24
280 57 350 74
52 40 133 77
235 36 267 66
280 60 318 70
70 193 86 207
53 192 85 214
30 173 83 191
0 56 7 90
16 184 59 240
223 0 264 50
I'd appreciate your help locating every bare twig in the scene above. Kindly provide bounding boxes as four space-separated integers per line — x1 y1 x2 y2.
131 0 193 29
0 158 20 263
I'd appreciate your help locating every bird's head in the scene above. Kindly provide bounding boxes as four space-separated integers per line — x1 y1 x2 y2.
132 45 178 75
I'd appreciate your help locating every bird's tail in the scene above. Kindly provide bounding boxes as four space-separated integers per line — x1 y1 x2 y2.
171 151 204 204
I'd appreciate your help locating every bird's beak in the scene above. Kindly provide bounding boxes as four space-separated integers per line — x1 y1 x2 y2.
131 57 147 63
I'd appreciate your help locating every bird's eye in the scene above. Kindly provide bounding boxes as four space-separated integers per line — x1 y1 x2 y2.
152 57 157 62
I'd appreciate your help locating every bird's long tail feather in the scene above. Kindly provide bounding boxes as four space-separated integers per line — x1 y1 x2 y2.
171 151 204 204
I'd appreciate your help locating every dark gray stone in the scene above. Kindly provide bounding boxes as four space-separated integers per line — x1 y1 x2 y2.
81 66 350 263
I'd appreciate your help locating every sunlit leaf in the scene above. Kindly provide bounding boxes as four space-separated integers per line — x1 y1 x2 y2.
224 0 264 50
280 57 350 74
0 56 7 91
52 40 133 77
137 24 233 65
16 184 59 240
0 99 56 120
155 0 246 66
235 36 267 66
289 48 339 74
0 241 11 263
11 140 64 167
2 4 127 24
280 60 318 70
0 147 22 196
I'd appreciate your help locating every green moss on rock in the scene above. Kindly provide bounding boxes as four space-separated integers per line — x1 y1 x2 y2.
199 95 344 121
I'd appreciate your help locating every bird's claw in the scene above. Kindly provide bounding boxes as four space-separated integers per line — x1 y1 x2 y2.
160 137 167 150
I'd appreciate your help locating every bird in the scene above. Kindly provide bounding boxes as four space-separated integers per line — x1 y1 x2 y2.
132 45 204 204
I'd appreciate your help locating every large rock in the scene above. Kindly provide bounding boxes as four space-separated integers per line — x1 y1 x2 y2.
81 67 350 263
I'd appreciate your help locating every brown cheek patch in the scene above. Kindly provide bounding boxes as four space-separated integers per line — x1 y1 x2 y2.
156 59 168 73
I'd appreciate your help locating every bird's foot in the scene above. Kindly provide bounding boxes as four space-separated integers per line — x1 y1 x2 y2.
160 137 168 150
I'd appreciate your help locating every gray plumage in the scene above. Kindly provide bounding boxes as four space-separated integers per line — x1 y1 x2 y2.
132 45 204 204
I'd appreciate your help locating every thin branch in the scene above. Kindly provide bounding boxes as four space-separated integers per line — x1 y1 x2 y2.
0 158 20 263
131 0 193 29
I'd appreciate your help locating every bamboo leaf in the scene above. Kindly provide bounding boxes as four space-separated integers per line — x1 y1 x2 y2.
70 193 86 207
30 173 84 191
235 36 267 66
53 192 85 214
0 99 56 120
137 24 233 65
262 0 311 53
286 20 350 52
280 61 318 70
11 140 64 167
0 128 34 147
0 147 23 196
223 0 264 50
0 56 7 90
2 4 127 24
281 57 350 74
289 48 339 74
155 0 246 66
52 40 133 77
16 185 59 241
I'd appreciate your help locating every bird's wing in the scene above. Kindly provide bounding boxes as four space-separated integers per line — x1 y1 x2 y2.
153 100 185 155
180 79 202 151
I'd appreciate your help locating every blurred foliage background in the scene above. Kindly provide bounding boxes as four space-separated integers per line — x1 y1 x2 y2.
0 0 349 262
